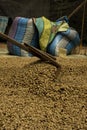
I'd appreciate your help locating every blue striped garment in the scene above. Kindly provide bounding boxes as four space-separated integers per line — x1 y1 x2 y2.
7 17 39 56
7 17 20 54
14 18 29 56
47 28 80 56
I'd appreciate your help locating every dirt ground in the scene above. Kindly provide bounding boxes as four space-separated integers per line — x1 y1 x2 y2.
0 56 87 130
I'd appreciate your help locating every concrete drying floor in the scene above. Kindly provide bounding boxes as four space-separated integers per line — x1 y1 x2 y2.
0 51 87 129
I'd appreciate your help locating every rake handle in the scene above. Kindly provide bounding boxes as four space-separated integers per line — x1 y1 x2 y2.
68 0 87 19
0 32 60 68
24 43 61 68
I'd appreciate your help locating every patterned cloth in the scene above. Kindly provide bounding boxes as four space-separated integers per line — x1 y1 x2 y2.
34 16 69 51
0 16 8 33
7 17 20 54
7 16 80 57
47 27 80 56
7 17 39 56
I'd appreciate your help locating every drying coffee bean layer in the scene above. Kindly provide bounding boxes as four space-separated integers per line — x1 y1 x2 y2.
0 56 87 130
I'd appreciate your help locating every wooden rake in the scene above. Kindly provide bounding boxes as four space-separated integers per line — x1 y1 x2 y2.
0 32 61 68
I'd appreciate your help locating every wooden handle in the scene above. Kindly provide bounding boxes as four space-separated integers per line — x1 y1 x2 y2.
0 32 60 68
24 43 61 68
68 0 87 19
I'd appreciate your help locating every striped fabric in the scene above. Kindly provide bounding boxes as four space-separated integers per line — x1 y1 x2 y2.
47 27 80 56
7 17 39 56
7 16 80 57
0 16 8 33
7 17 20 54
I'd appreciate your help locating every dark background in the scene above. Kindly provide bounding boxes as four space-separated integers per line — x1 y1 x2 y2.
0 0 87 42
